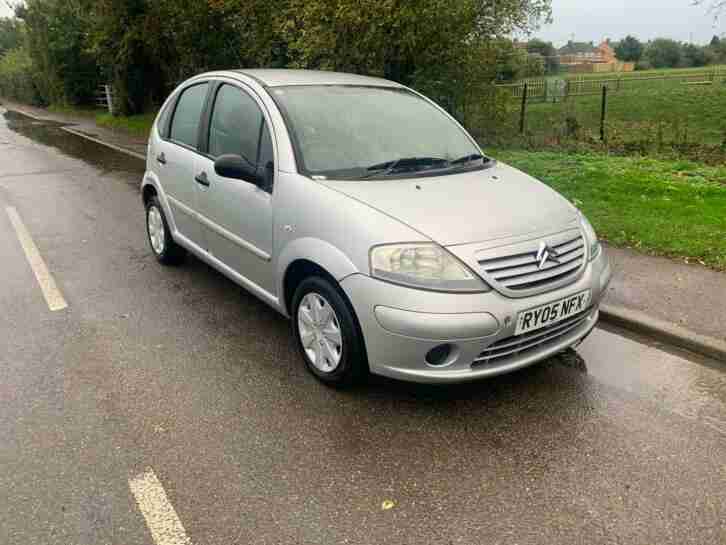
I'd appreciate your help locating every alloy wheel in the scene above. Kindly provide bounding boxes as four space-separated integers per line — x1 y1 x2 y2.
147 206 166 255
297 292 343 373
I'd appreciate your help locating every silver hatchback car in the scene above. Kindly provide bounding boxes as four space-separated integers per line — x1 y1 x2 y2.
142 69 612 386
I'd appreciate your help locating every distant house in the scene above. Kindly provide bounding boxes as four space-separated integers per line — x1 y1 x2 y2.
559 40 634 74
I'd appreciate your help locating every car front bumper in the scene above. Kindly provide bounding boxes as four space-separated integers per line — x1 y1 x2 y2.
340 248 612 384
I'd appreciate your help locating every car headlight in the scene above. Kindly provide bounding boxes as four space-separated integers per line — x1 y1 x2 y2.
370 243 490 292
579 213 601 261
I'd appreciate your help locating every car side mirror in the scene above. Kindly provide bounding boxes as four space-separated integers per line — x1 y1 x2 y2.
214 154 262 186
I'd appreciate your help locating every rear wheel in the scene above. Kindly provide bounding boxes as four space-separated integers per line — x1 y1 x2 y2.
145 196 185 265
292 276 367 387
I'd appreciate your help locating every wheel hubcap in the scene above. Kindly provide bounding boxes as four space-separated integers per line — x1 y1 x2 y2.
147 206 165 255
297 292 343 373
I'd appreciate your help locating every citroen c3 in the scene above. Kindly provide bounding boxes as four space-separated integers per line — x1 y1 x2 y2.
141 69 612 386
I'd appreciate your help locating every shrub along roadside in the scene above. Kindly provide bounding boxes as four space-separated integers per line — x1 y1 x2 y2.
0 46 41 104
489 149 726 270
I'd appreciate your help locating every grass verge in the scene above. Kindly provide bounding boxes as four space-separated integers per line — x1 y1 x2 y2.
489 149 726 270
47 103 156 138
96 111 157 138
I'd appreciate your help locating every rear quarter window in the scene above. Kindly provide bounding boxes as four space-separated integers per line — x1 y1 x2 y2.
156 97 175 139
169 83 209 149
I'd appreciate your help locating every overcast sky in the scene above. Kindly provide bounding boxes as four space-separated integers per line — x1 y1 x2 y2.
536 0 725 45
1 0 724 45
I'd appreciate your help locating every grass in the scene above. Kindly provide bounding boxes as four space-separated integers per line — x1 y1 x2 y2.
46 103 157 138
562 65 725 81
96 111 157 138
48 103 103 118
523 77 726 147
488 66 726 160
488 149 726 270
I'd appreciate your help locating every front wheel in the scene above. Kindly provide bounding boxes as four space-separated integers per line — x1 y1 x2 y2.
291 276 368 387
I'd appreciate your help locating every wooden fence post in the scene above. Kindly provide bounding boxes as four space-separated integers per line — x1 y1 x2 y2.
600 85 608 142
519 82 528 135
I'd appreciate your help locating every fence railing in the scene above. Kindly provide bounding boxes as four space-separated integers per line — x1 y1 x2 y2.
497 67 726 102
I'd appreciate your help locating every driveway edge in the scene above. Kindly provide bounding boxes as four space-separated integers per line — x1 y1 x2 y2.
600 303 726 363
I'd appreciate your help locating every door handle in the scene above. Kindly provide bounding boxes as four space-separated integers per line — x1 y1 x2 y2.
194 171 210 187
156 152 167 165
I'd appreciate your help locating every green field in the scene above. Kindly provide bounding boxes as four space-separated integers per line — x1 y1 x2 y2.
489 149 726 270
530 65 726 82
526 77 726 146
487 69 726 163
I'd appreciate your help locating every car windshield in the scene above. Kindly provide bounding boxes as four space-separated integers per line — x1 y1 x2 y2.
271 85 487 179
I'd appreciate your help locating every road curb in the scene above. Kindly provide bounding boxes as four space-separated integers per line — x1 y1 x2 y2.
60 126 146 161
600 303 726 363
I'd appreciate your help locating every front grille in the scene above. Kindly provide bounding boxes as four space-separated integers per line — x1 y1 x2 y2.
478 231 586 293
472 308 592 367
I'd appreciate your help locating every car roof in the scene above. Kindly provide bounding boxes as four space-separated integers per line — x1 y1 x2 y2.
230 69 403 88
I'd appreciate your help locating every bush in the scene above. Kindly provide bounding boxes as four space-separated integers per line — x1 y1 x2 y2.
0 46 42 104
635 60 652 71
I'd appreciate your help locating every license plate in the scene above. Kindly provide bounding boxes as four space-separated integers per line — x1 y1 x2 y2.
515 290 591 336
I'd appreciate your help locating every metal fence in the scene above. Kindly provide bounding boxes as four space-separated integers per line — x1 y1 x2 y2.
466 69 726 164
496 67 726 103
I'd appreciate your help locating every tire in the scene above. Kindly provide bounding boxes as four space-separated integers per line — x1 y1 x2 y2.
145 196 185 265
291 276 368 387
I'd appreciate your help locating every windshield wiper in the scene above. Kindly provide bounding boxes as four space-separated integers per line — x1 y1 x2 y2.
362 157 450 179
449 153 489 166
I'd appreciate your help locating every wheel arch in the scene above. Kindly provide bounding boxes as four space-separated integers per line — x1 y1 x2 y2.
141 174 178 235
277 238 360 317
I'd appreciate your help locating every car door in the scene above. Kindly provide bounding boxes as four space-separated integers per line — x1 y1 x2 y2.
194 82 275 295
156 81 210 250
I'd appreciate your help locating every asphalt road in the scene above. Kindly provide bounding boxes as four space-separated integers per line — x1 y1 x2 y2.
1 107 725 545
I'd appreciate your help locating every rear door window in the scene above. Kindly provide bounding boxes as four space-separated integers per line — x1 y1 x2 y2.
169 83 209 149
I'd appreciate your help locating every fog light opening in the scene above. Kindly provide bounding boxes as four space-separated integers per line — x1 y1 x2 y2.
425 344 457 367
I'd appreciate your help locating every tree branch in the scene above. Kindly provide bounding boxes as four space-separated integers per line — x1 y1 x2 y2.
693 0 726 21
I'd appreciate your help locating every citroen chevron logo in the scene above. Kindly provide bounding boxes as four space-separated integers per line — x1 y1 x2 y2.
536 241 560 270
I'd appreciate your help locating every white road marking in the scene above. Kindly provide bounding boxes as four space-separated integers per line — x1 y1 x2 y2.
129 468 192 545
5 206 68 311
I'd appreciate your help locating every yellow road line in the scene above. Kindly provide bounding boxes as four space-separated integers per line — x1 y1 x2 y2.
5 207 68 312
129 468 192 545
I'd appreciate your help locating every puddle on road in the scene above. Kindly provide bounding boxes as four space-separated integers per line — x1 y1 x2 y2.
1 109 145 180
578 326 726 436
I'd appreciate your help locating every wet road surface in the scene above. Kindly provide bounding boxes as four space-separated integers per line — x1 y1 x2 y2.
0 108 725 545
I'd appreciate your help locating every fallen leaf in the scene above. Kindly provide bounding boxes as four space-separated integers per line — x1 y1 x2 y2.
381 500 395 510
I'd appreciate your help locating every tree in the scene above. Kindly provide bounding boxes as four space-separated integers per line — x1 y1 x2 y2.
87 0 167 115
559 40 594 55
645 38 683 68
0 17 24 56
526 38 560 73
694 0 726 20
711 35 722 47
682 43 711 67
277 0 551 83
17 0 100 105
711 36 726 62
614 35 644 62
